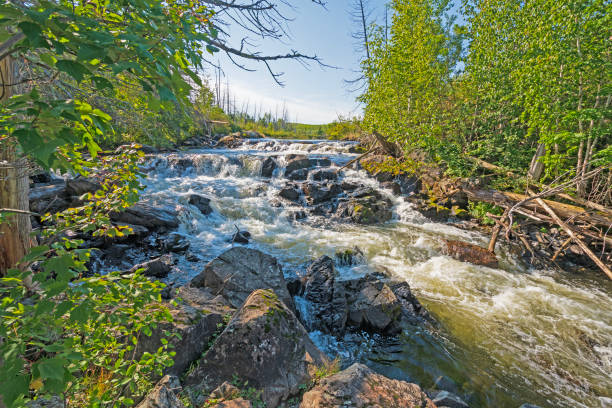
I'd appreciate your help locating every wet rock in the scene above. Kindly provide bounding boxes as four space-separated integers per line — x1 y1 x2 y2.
397 175 421 195
279 186 301 202
26 396 64 408
314 158 332 167
340 181 361 192
30 171 52 185
346 280 401 332
336 196 392 225
302 182 342 204
311 169 338 182
285 156 312 175
443 240 498 268
160 232 190 252
115 223 150 239
300 363 436 408
287 168 309 181
260 157 277 177
287 210 307 221
518 404 542 408
335 247 365 266
381 181 401 195
433 375 459 394
190 247 294 310
183 289 327 407
130 255 173 277
217 135 242 148
231 228 251 244
431 391 470 408
29 183 70 214
65 177 101 196
390 281 432 324
286 275 305 296
188 194 213 215
111 202 179 229
136 375 184 408
136 286 232 377
303 256 348 334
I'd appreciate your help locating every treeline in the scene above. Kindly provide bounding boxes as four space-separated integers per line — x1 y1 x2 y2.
357 0 611 204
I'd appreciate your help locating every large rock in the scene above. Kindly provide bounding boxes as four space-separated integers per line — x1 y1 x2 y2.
302 258 431 335
136 376 185 408
65 177 101 196
130 255 173 278
287 168 309 181
111 202 179 229
336 188 393 225
278 185 301 202
183 289 327 407
29 183 70 214
135 286 234 377
311 169 338 182
285 156 312 175
443 240 498 268
302 256 348 334
346 279 401 332
300 363 436 408
260 157 277 178
302 183 342 205
190 247 293 310
188 194 213 215
159 232 190 252
431 391 469 408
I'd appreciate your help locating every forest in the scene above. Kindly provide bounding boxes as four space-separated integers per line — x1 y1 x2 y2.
0 0 610 407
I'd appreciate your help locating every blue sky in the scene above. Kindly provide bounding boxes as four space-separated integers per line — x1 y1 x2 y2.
211 1 387 124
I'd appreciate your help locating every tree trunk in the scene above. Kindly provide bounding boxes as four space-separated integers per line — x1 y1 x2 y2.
528 143 545 181
0 56 32 274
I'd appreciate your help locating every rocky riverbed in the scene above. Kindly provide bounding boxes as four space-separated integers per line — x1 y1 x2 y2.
28 136 612 408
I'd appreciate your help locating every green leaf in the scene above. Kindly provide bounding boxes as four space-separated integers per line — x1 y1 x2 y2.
91 76 113 90
56 59 90 83
17 21 42 44
36 357 67 382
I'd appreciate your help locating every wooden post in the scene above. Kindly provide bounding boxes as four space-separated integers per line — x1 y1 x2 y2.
0 55 32 274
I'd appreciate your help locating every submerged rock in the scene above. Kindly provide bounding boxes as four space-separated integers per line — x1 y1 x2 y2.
183 289 327 407
287 168 309 181
285 155 312 175
278 185 301 202
188 194 213 215
160 232 190 252
190 247 293 310
443 240 498 268
300 363 436 408
231 228 251 244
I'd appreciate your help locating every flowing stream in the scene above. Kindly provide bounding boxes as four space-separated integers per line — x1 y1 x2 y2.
138 139 611 408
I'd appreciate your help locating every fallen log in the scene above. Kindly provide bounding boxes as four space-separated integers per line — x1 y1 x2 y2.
463 186 612 227
527 189 612 280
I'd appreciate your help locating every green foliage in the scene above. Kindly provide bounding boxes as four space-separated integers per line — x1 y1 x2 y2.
467 200 503 226
327 116 363 140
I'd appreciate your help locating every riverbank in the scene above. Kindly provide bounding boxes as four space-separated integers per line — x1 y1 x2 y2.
27 135 612 407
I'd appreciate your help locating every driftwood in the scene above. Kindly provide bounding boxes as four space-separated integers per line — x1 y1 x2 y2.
463 187 612 227
335 147 374 173
527 189 612 280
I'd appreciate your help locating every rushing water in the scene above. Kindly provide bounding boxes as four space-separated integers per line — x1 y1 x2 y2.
139 139 612 408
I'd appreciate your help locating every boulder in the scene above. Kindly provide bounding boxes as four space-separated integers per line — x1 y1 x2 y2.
232 229 251 244
136 376 185 408
135 286 233 377
334 247 365 266
130 255 173 278
346 280 401 332
260 157 277 178
29 183 69 214
190 247 293 310
300 363 436 408
302 256 348 334
433 375 459 394
111 202 179 229
390 281 432 325
183 289 327 407
336 197 393 225
65 177 101 196
188 194 213 215
285 156 312 175
311 169 338 182
302 183 342 204
217 135 241 148
287 168 309 181
279 186 301 202
443 240 498 268
381 181 401 195
160 232 190 252
431 391 470 408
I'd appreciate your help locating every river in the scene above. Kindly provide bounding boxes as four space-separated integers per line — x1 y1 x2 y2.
138 138 612 408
